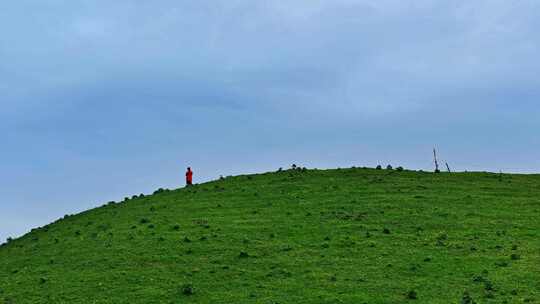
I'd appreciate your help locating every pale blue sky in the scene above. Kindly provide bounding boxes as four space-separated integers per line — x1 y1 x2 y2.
1 1 540 242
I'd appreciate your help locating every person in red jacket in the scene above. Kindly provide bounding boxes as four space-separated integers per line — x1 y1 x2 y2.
186 167 193 186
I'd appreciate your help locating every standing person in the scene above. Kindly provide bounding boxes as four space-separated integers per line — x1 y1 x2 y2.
186 167 193 187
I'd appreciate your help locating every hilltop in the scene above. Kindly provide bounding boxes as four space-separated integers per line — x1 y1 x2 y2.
1 168 539 303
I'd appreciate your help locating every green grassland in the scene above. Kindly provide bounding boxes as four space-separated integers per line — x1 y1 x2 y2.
1 168 539 303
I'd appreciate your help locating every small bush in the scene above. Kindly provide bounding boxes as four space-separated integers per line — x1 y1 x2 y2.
172 225 181 231
407 290 417 300
495 260 509 267
376 165 382 170
140 218 150 224
396 166 404 172
181 284 194 296
383 228 391 234
461 291 475 304
239 251 249 258
386 165 393 170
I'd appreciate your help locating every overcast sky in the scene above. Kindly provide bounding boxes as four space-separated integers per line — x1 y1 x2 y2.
1 0 540 242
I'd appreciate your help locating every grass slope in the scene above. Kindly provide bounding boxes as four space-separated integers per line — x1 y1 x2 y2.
1 168 539 304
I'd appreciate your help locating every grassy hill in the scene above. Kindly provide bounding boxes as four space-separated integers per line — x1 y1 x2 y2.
1 167 539 303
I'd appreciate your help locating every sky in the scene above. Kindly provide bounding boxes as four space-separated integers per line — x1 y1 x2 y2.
1 0 540 242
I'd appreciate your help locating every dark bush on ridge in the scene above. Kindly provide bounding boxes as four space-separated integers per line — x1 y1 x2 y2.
407 290 417 299
386 165 393 170
376 165 382 170
181 284 194 295
460 291 475 304
396 166 404 172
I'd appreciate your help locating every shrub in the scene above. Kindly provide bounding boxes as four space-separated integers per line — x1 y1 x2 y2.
495 260 509 267
181 284 194 296
407 290 417 299
239 251 249 258
461 291 475 304
383 228 391 234
172 225 180 231
140 218 150 224
386 165 393 170
396 166 404 172
376 165 382 170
